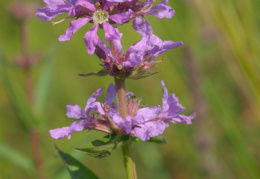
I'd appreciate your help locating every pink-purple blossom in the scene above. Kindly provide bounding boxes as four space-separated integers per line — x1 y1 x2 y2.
49 81 195 141
36 0 175 54
109 81 195 141
49 85 116 139
95 17 183 78
37 0 133 54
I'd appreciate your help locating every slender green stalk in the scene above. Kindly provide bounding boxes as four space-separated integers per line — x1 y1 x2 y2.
122 142 137 179
114 77 137 179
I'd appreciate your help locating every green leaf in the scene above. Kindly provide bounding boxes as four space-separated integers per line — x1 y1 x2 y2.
56 146 99 179
78 69 109 77
75 134 130 158
130 71 159 80
133 136 167 144
0 141 35 172
148 136 167 144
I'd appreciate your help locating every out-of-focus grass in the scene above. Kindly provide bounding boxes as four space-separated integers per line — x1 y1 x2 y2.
0 0 260 178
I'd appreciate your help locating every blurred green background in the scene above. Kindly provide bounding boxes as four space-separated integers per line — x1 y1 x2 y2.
0 0 260 178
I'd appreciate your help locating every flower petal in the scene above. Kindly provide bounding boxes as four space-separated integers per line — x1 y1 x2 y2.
133 121 169 141
49 120 88 140
108 108 124 127
59 17 90 41
124 115 132 134
125 34 162 67
149 41 183 57
165 113 196 124
85 102 105 116
132 17 153 37
85 88 104 115
103 83 116 106
66 104 86 119
111 33 123 53
49 127 70 140
132 106 161 125
84 25 99 54
36 0 72 21
150 0 175 19
103 22 121 42
96 40 115 60
106 0 130 2
104 2 115 10
75 0 96 12
160 81 185 117
126 92 134 100
109 9 133 24
161 80 169 112
86 88 103 107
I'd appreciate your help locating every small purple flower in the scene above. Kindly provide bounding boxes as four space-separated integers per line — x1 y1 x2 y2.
49 84 117 140
95 17 183 78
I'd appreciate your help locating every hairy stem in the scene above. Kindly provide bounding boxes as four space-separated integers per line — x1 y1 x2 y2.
114 78 127 118
114 78 137 179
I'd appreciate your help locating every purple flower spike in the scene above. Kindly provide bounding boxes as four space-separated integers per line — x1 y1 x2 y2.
94 17 183 78
49 82 195 141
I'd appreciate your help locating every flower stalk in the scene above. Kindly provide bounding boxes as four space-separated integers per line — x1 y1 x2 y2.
114 77 137 179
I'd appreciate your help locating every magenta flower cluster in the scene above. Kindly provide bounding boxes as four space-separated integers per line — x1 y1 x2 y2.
37 0 195 142
49 81 195 141
37 0 174 54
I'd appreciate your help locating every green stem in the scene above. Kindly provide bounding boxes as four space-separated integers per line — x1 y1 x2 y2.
114 77 137 179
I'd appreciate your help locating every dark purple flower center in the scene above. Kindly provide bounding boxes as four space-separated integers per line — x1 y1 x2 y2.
75 5 94 17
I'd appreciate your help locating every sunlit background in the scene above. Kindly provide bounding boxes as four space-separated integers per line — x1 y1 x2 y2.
0 0 260 178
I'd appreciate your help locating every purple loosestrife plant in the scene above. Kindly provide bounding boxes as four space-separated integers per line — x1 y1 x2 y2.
37 0 195 178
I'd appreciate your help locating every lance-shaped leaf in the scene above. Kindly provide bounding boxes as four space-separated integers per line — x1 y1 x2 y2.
134 136 167 144
130 70 159 80
78 69 109 77
56 146 99 179
75 134 130 158
147 136 167 144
